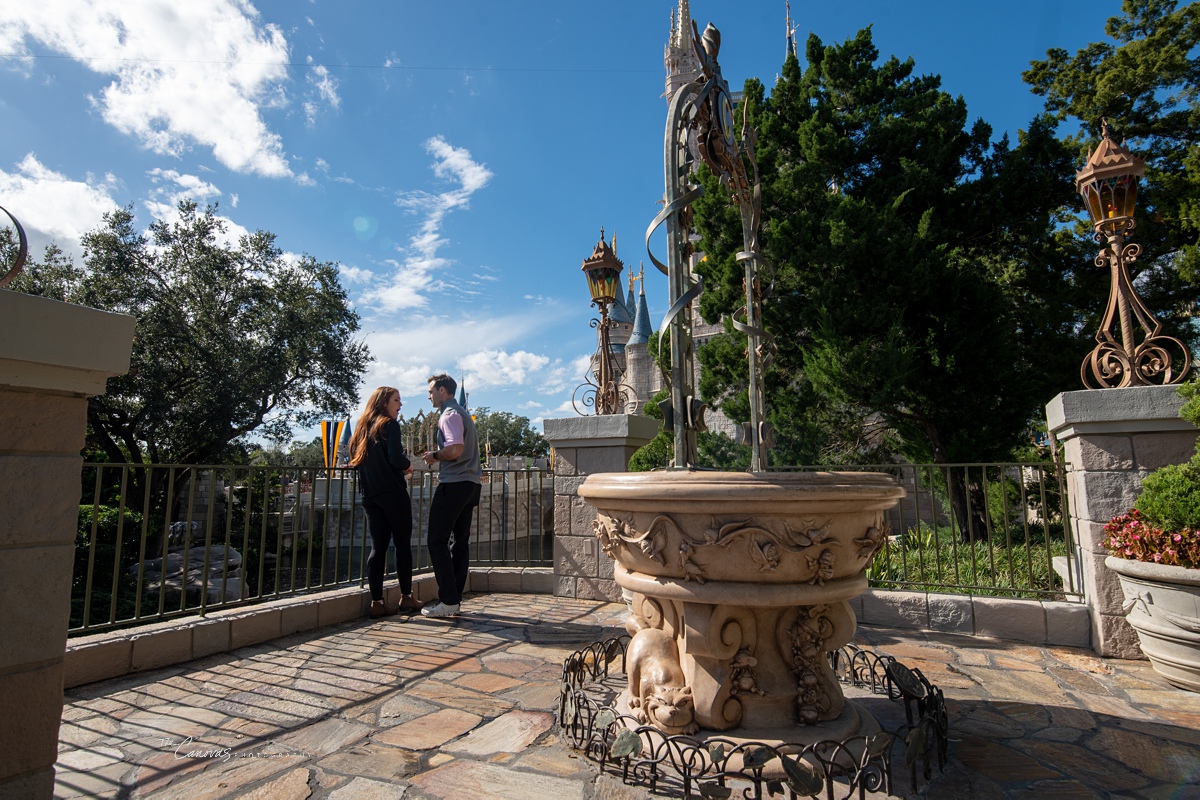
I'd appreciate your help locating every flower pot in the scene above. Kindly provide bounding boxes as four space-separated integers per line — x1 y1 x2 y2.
1105 556 1200 692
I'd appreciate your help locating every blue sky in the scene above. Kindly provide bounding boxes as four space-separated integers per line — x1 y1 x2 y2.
1 0 1120 442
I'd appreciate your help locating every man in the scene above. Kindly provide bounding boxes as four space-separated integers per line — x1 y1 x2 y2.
420 373 482 617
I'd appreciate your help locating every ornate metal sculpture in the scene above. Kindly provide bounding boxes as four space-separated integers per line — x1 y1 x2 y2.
574 230 631 415
0 205 29 290
646 20 774 470
1076 120 1190 389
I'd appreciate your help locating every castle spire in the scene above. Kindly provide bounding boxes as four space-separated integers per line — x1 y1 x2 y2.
786 1 798 58
664 0 700 100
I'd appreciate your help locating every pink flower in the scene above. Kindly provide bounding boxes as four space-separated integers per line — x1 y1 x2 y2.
1152 553 1162 562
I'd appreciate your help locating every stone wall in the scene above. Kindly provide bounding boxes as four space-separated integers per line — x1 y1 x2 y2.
1047 386 1199 657
543 415 659 602
0 291 134 798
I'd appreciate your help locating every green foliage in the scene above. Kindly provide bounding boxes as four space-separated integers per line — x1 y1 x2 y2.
1133 456 1200 531
72 505 147 628
472 406 549 459
8 202 370 467
1024 0 1200 339
628 388 673 472
1130 377 1200 533
249 437 326 467
693 29 1090 479
627 387 752 471
868 522 1069 598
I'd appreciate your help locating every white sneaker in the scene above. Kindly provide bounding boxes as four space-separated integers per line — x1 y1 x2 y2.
420 601 460 618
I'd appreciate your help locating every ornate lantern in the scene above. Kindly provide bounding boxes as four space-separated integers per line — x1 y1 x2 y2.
573 230 629 415
1075 120 1189 388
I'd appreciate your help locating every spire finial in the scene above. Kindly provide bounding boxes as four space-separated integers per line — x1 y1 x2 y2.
638 261 646 294
1100 117 1111 140
599 226 605 242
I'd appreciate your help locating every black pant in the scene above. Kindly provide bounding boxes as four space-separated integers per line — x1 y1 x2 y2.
363 491 413 601
427 481 481 605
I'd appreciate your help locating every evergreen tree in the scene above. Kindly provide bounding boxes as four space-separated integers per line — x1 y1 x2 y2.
1024 0 1200 348
693 30 1086 537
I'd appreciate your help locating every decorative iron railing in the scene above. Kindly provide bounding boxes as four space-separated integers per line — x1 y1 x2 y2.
773 462 1078 600
559 636 949 799
70 463 552 636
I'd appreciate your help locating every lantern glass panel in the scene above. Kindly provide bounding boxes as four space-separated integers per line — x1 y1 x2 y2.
585 266 620 304
1081 182 1104 224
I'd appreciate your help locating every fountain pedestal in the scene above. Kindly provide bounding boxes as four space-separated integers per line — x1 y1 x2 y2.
579 471 903 741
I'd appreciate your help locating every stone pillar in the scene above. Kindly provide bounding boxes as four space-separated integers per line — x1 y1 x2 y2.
543 415 660 601
0 292 134 798
1047 386 1199 658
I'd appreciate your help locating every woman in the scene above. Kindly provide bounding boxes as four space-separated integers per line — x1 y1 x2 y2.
348 387 421 618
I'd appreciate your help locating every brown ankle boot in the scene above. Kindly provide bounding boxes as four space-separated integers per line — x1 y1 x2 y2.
368 600 395 619
398 594 423 614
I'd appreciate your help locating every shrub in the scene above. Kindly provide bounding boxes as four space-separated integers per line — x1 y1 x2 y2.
1110 377 1200 560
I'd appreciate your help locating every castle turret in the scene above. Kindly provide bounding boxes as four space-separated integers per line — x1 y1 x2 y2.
622 264 661 415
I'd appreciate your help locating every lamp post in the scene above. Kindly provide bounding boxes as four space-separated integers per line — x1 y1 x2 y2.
1076 119 1190 388
574 229 628 415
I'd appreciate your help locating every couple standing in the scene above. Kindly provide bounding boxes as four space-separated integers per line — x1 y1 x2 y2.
348 373 481 619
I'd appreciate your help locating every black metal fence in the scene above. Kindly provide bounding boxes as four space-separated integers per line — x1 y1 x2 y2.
71 463 552 636
774 462 1078 600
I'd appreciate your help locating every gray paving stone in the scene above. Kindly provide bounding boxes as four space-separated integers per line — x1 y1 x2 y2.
407 759 585 800
443 710 553 756
327 775 408 800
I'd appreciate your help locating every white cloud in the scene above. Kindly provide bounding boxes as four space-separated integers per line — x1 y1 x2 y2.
304 61 340 126
458 350 550 388
545 354 595 393
0 153 119 260
339 264 373 283
361 136 492 312
138 168 252 246
1 1 294 177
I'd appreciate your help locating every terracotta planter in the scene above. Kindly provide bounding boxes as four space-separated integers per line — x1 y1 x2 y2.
1106 556 1200 693
579 470 903 738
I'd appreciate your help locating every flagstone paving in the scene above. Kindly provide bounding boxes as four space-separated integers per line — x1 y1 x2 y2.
54 593 1200 799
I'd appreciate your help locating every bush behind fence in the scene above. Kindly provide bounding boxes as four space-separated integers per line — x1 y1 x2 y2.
774 462 1077 600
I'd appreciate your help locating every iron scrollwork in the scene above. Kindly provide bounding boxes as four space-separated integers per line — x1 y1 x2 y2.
0 205 29 290
559 637 949 799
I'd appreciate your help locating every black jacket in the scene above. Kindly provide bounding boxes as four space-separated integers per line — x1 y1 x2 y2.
356 419 411 498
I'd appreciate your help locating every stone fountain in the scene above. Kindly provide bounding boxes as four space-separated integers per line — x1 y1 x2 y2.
573 11 906 754
579 471 902 748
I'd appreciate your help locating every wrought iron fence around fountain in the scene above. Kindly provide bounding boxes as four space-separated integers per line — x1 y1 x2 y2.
773 461 1078 600
70 462 552 635
559 635 949 799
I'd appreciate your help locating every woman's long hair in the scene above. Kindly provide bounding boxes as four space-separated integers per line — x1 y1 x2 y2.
348 386 398 466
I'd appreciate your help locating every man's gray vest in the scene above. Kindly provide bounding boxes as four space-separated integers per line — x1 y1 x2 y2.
437 398 482 484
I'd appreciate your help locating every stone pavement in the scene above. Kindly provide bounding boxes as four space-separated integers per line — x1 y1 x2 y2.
54 593 1200 799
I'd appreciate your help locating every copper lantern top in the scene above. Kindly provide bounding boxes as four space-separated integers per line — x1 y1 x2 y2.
1075 120 1146 235
581 228 624 307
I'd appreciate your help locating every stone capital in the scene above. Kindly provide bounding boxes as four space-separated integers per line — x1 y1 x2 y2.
543 414 660 450
0 292 135 396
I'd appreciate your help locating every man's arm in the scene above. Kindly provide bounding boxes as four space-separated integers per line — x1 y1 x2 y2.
422 412 466 465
